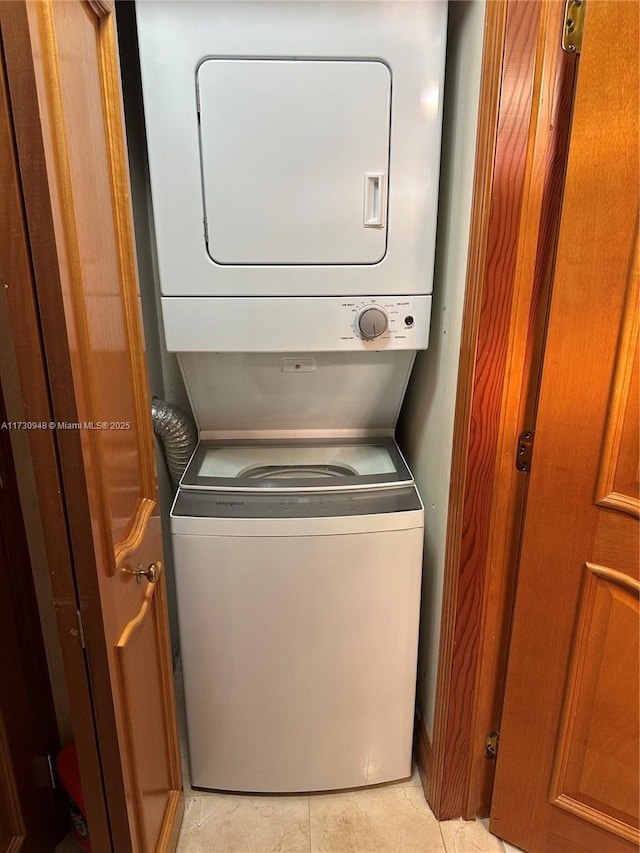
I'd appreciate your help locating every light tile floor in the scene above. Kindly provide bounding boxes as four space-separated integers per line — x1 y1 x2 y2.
54 832 82 853
54 665 525 852
175 664 523 853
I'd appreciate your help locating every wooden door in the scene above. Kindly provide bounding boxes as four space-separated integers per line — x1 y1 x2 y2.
1 2 183 851
0 386 63 852
490 3 639 852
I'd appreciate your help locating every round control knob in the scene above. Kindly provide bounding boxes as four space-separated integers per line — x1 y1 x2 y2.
357 306 389 340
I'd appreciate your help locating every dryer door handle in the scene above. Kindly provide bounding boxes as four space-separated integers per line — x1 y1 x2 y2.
363 172 386 227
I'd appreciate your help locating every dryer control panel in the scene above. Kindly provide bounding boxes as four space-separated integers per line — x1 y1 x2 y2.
347 301 422 344
162 296 431 353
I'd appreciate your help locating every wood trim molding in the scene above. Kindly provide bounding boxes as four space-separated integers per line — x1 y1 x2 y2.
596 238 640 518
115 497 157 567
154 579 184 800
117 581 158 852
551 794 638 845
587 563 640 595
94 6 158 501
116 569 184 852
414 714 433 803
429 0 579 820
157 790 185 853
467 0 579 818
428 0 508 819
85 0 114 19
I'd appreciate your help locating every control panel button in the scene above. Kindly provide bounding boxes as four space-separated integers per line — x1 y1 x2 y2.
357 306 389 339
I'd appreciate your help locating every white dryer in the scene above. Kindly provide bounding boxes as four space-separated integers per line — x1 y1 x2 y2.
172 438 423 793
135 0 447 348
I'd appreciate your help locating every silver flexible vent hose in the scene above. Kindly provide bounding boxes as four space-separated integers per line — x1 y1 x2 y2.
151 397 198 485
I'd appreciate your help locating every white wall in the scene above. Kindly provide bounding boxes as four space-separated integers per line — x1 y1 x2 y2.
397 0 486 737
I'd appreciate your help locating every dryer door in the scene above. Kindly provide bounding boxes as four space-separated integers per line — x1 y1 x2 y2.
198 59 391 266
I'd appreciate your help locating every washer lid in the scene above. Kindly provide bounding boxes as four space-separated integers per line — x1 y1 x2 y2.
179 438 413 493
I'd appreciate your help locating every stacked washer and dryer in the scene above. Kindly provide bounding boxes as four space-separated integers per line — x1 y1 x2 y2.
136 0 447 793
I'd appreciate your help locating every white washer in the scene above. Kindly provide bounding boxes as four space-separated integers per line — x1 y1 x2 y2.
171 438 423 792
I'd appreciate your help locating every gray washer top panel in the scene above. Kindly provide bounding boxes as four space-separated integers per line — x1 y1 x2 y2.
172 484 421 519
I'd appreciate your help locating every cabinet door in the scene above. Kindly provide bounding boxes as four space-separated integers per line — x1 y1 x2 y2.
490 3 639 851
3 2 184 850
198 59 391 266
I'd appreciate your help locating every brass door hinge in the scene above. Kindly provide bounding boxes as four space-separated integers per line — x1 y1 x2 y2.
516 431 534 472
562 0 586 54
485 730 500 760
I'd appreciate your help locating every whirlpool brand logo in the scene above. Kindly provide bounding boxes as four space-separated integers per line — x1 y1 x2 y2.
215 500 245 507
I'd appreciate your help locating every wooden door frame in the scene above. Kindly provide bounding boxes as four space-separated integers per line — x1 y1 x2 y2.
416 0 579 820
0 4 131 850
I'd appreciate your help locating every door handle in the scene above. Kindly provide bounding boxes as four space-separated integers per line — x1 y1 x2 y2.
123 561 162 584
363 172 386 228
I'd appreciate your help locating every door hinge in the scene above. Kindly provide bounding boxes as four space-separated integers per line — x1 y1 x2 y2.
562 0 585 54
515 431 534 472
485 730 500 760
72 609 86 649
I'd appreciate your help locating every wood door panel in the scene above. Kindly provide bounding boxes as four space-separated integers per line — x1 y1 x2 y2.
0 9 114 843
41 0 156 561
12 0 184 848
490 2 639 851
117 568 179 853
550 564 639 842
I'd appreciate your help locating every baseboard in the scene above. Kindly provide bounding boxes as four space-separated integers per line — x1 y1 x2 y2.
413 713 433 803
